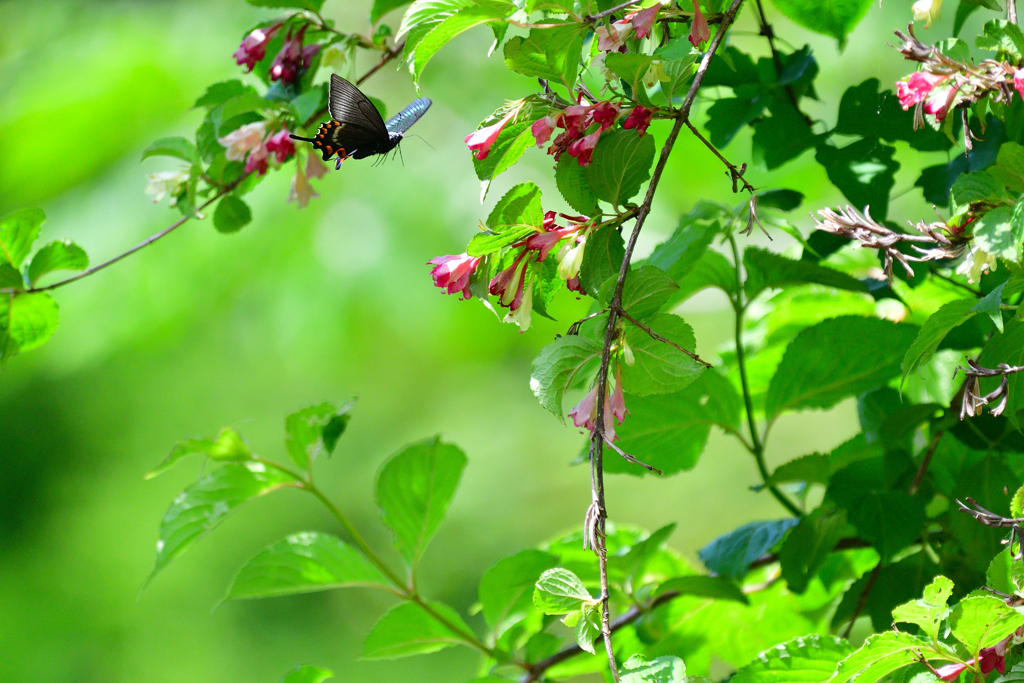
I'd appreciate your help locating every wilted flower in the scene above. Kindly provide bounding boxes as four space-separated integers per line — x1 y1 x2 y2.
896 72 944 109
270 25 319 84
144 169 189 205
689 0 710 47
532 115 557 146
305 152 328 180
427 252 480 300
956 247 996 283
288 163 318 208
622 106 654 135
912 0 942 27
265 128 296 163
567 276 585 294
218 121 268 161
466 110 517 160
958 359 1023 419
233 22 282 72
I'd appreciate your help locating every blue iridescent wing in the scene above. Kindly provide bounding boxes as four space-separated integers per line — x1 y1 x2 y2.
386 98 433 135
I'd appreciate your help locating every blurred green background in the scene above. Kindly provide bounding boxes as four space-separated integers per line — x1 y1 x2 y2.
0 0 964 681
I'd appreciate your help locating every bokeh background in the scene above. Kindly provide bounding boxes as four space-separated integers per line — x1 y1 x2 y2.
0 1 963 681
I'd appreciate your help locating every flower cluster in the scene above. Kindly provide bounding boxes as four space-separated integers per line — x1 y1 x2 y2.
427 253 480 300
215 121 324 207
568 366 629 442
595 4 661 53
934 626 1024 680
232 21 319 84
532 99 652 166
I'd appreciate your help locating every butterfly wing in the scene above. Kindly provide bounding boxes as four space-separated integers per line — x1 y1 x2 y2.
385 98 433 135
329 74 388 138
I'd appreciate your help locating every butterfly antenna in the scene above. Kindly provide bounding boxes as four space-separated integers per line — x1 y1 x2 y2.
289 134 316 143
402 134 434 151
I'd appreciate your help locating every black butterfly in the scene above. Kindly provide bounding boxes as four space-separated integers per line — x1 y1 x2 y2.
290 74 432 169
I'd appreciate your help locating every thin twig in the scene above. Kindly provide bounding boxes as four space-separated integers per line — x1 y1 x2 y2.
601 432 663 474
1010 0 1018 25
585 0 638 22
932 269 982 297
752 0 807 121
909 428 944 495
842 562 882 639
620 310 713 368
683 120 756 194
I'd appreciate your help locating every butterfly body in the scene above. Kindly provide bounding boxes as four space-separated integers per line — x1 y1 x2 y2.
291 74 431 167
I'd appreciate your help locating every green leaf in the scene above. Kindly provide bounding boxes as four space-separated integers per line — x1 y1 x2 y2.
291 85 327 126
743 247 867 301
995 663 1024 683
574 606 600 655
951 169 1014 216
698 519 800 580
0 207 44 268
246 0 324 11
224 532 390 600
978 19 1024 60
901 298 978 385
285 402 353 471
7 292 59 352
765 316 919 422
646 217 719 282
0 263 22 289
621 655 687 683
779 507 849 594
752 99 817 170
149 462 301 581
375 438 467 568
828 631 941 683
768 453 831 487
555 154 599 215
412 7 503 81
475 182 543 250
612 370 742 475
371 0 413 24
653 575 749 604
146 427 253 479
502 25 584 94
891 575 954 643
620 313 705 396
579 225 624 297
194 80 253 109
361 601 473 659
479 549 558 633
973 281 1006 333
585 129 656 207
621 266 679 320
141 136 199 164
280 664 333 683
768 0 873 46
671 249 737 302
605 53 656 106
731 634 852 683
533 568 595 614
815 139 899 220
26 240 88 285
950 595 1024 653
530 335 603 420
975 206 1017 262
213 195 252 234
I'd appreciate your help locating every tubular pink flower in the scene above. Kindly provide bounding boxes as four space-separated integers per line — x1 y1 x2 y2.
233 22 282 72
689 0 710 47
568 130 603 166
1014 68 1024 100
622 106 654 135
896 72 944 109
270 25 312 84
610 366 629 423
466 110 516 160
630 4 660 39
559 104 591 134
568 385 599 431
596 21 631 52
244 144 269 176
934 663 967 682
427 253 480 300
218 121 268 161
305 152 328 180
288 164 319 208
532 115 557 146
591 101 621 131
979 647 1006 675
489 252 531 309
265 128 296 163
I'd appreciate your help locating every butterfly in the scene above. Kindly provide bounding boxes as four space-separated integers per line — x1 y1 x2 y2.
290 74 432 169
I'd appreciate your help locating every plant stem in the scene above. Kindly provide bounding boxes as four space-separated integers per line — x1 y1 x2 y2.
726 234 802 518
842 562 882 639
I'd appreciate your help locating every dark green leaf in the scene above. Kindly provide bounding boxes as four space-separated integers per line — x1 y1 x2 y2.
141 136 199 164
730 634 852 683
0 207 44 268
653 575 749 604
902 298 978 385
950 595 1024 652
578 225 623 297
6 292 58 352
479 549 558 633
621 266 679 320
973 281 1006 333
620 313 704 396
743 247 867 301
768 453 831 487
0 263 22 289
950 168 1014 216
361 601 473 659
290 85 327 126
779 507 849 593
213 195 252 234
285 402 353 471
149 462 300 581
765 316 919 422
757 189 804 211
555 154 599 215
146 427 253 479
375 438 467 568
752 98 817 170
485 182 544 234
705 93 766 148
815 139 899 221
834 79 951 151
534 567 594 614
280 664 333 683
194 80 253 109
531 335 603 420
768 0 873 45
26 240 88 285
585 129 656 207
646 218 719 282
224 532 389 600
698 519 800 580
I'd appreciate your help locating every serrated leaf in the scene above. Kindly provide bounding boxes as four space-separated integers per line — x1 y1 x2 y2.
978 19 1024 59
621 655 687 683
149 462 301 581
224 532 390 600
902 298 978 384
279 664 334 683
950 595 1024 653
698 519 800 580
502 25 584 94
585 129 655 207
375 438 467 568
413 6 504 80
361 601 473 659
815 139 899 220
146 427 253 479
620 313 704 396
533 568 594 614
891 575 954 643
26 240 88 285
483 182 544 234
653 575 749 604
768 0 873 46
951 168 1014 216
0 263 22 289
828 631 944 683
765 316 919 422
779 507 848 594
479 549 558 633
768 453 831 486
646 218 719 282
621 266 679 320
7 292 58 352
530 335 603 420
142 136 199 164
213 195 252 234
0 207 44 268
285 402 353 471
973 281 1006 333
743 247 867 301
578 225 623 297
605 53 656 106
731 634 852 683
556 154 599 215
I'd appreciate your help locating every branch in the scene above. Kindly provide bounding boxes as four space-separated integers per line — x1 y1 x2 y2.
619 310 713 368
683 120 756 195
585 0 638 22
841 562 882 639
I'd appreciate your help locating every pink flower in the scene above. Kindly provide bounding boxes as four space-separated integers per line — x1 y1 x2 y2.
532 116 557 146
610 366 629 423
244 144 269 176
233 22 282 72
591 101 621 131
630 4 660 40
567 276 585 294
218 121 267 161
427 253 480 300
568 369 628 442
569 385 599 432
622 106 654 135
568 130 603 166
269 26 319 84
489 251 531 309
934 663 967 682
595 21 631 52
689 0 710 47
465 110 516 160
1014 68 1024 100
288 163 318 208
896 72 944 109
265 128 296 163
979 646 1006 675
